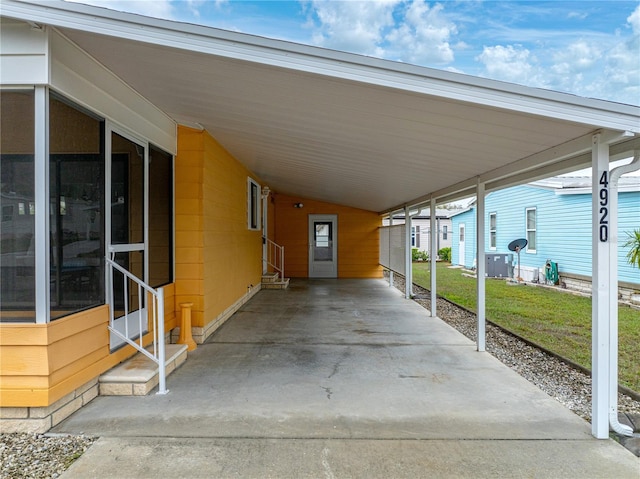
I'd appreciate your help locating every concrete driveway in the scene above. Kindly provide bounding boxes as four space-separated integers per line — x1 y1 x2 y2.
56 279 639 478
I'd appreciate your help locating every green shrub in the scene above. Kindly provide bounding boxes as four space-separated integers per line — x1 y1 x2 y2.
438 247 451 262
624 229 640 269
412 248 429 262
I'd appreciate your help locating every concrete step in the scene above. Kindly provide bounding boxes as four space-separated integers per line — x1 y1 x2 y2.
262 278 290 290
261 272 280 283
99 344 188 396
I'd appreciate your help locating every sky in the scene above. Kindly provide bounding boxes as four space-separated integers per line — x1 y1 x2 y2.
65 0 640 106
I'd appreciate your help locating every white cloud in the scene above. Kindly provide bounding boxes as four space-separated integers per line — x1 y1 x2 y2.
307 0 457 65
474 5 640 105
385 1 457 64
628 4 640 34
545 8 640 105
308 0 397 57
567 11 588 21
185 0 207 18
475 45 547 88
552 40 602 71
66 0 174 19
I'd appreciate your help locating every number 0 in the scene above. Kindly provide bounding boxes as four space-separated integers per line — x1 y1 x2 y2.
600 225 608 242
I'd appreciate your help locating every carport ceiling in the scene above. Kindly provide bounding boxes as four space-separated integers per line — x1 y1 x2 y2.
6 1 640 213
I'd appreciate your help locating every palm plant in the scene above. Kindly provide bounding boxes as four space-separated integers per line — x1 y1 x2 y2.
623 229 640 269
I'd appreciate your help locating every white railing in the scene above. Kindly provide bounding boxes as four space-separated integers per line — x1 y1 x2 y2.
265 237 285 278
106 255 168 395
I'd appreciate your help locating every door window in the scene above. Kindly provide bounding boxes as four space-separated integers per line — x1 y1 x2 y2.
314 222 333 261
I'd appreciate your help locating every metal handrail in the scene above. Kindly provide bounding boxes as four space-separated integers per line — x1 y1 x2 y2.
106 255 168 394
264 237 285 278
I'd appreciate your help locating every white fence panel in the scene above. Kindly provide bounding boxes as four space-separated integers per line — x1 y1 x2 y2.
379 224 406 275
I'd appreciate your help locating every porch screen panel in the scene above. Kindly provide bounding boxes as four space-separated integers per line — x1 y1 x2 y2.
148 145 173 287
49 94 104 321
0 90 36 322
379 224 406 276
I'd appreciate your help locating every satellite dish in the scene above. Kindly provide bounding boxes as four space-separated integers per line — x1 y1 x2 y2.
508 238 528 251
507 238 528 282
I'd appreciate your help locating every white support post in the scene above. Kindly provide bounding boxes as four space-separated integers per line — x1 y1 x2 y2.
430 199 437 317
156 287 168 395
261 186 270 274
405 206 412 299
591 133 610 439
388 214 394 288
476 179 486 352
34 86 49 324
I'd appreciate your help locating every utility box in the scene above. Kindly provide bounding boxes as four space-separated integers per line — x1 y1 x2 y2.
486 253 514 278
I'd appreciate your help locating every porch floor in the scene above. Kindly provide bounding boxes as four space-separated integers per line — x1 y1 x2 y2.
54 279 638 478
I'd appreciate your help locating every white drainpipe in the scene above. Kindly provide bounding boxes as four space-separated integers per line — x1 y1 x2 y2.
608 151 640 438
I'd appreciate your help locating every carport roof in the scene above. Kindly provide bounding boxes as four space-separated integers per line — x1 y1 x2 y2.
3 0 640 213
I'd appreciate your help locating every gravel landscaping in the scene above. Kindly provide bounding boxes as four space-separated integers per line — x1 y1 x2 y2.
0 433 95 479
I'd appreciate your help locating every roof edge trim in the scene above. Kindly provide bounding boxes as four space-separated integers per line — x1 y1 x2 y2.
3 0 640 134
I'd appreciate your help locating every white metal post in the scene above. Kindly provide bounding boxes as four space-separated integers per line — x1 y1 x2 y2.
591 133 610 439
405 206 412 299
476 179 486 352
262 187 270 274
388 214 394 287
156 287 168 395
430 198 437 317
34 86 49 324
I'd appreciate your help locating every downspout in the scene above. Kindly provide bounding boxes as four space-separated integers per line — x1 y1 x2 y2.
608 151 640 438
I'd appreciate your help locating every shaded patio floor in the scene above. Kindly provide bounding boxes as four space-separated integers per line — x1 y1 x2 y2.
56 279 639 478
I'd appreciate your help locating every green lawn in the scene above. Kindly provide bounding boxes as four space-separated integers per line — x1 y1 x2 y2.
412 262 640 392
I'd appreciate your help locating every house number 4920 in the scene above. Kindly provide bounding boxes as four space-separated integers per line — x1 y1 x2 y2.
599 171 608 242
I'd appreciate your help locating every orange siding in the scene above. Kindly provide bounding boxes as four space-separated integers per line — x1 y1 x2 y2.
0 307 108 406
175 126 263 332
273 194 382 278
0 284 177 407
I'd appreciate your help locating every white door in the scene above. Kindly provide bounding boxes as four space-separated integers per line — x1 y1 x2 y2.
107 127 149 350
309 215 338 278
458 224 466 267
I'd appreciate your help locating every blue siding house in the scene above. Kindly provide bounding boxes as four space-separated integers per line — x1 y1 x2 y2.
450 177 640 287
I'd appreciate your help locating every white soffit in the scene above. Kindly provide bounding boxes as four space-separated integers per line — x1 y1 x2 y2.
2 0 639 212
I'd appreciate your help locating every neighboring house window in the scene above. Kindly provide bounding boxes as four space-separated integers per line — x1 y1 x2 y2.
526 208 536 252
247 177 261 230
411 225 420 248
442 225 447 240
2 205 13 222
489 213 497 250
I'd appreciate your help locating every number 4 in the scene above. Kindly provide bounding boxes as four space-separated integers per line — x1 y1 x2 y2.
599 171 608 187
